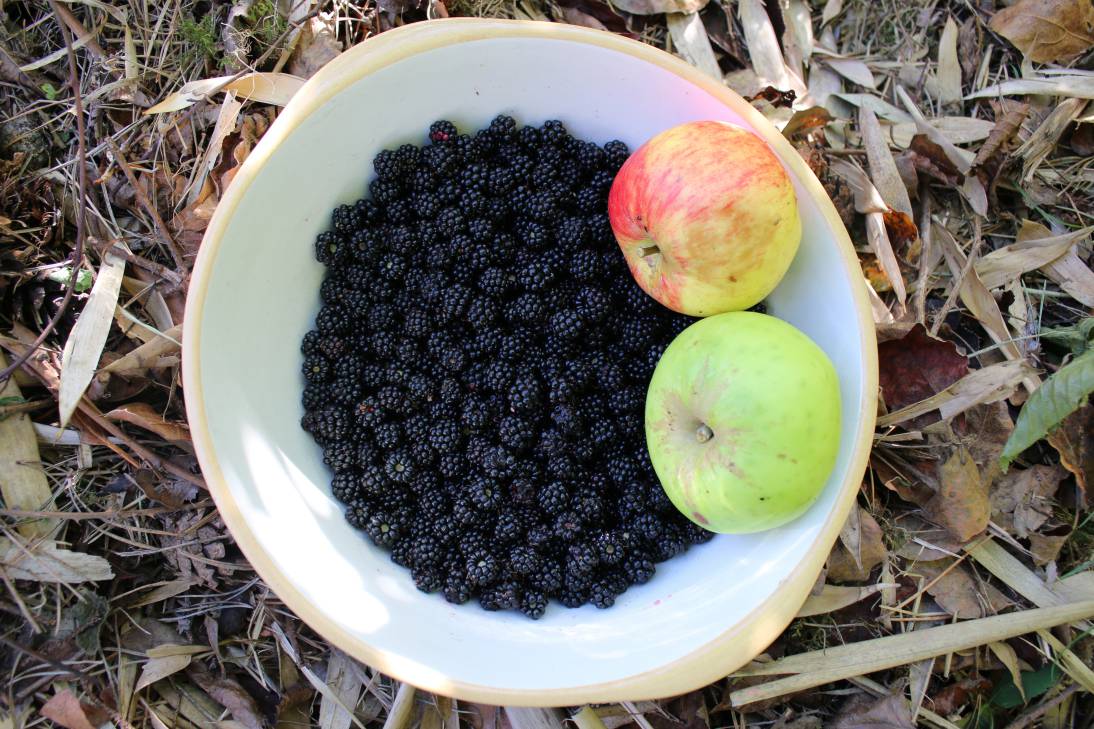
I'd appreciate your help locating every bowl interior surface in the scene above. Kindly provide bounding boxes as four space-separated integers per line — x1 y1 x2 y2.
191 28 871 697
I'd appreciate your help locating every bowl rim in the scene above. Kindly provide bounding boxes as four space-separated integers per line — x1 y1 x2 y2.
182 18 879 705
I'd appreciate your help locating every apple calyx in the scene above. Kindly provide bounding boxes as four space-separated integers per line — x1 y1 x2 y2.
695 424 714 443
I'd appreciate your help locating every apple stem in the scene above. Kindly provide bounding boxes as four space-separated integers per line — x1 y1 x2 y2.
637 243 660 258
696 424 714 443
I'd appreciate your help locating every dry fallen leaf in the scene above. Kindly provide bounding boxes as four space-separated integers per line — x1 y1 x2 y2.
145 72 304 114
1047 403 1093 494
906 134 964 186
612 0 707 14
135 652 193 692
667 12 722 81
1029 533 1068 565
832 692 915 729
878 325 969 427
928 677 993 716
104 402 191 444
39 690 104 729
915 559 1011 618
828 506 887 582
0 352 55 538
288 14 342 79
991 464 1066 538
0 539 114 583
989 0 1094 64
926 445 990 542
556 4 607 30
797 583 895 617
974 224 1088 290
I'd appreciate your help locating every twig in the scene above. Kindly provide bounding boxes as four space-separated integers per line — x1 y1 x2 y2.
0 4 88 386
928 221 982 337
106 139 189 274
1000 683 1080 729
92 238 185 290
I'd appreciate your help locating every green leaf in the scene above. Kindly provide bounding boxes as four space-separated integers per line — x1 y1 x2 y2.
990 664 1061 710
1000 348 1094 471
46 266 94 293
40 83 59 100
1040 317 1094 356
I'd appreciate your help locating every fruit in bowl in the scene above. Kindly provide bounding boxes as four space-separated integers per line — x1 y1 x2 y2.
645 312 841 533
608 121 801 317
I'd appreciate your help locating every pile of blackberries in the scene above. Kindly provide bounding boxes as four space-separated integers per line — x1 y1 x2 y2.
300 116 713 619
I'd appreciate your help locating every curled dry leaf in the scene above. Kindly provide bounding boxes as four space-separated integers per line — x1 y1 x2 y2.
782 106 833 139
974 224 1088 291
926 445 990 542
104 402 191 444
796 583 896 617
989 0 1094 64
906 134 964 186
612 0 707 14
878 324 969 428
1029 532 1068 565
145 72 305 114
990 464 1066 538
135 652 193 692
188 664 266 729
828 506 887 582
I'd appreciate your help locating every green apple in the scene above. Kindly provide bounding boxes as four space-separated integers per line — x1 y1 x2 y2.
645 312 841 533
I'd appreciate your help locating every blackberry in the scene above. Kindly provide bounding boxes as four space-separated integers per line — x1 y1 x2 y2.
436 207 466 237
589 581 617 609
498 416 535 451
315 305 350 336
520 590 548 620
549 310 583 340
410 534 442 568
372 421 402 451
306 408 350 442
541 119 569 145
497 331 530 362
488 114 516 138
466 551 499 587
429 119 458 143
428 419 460 454
479 582 520 611
365 511 401 546
369 330 396 359
507 293 547 325
412 567 443 593
557 587 588 609
603 139 630 168
373 149 399 180
482 446 516 480
443 575 472 604
622 552 656 585
608 386 643 416
571 491 605 523
466 297 497 330
528 558 563 594
507 374 542 413
566 542 598 575
467 475 503 511
438 346 467 373
554 511 583 543
384 450 414 483
323 442 357 472
302 382 329 410
527 191 557 222
494 509 526 544
302 355 330 385
330 472 359 502
332 204 361 235
546 452 576 479
630 512 664 541
567 248 602 281
595 531 626 565
460 397 490 431
509 545 540 575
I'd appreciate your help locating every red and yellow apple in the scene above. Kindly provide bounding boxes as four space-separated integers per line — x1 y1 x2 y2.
608 121 801 316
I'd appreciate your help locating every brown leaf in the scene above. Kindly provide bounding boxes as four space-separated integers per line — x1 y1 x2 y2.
782 106 833 139
989 0 1094 64
915 560 1011 618
189 664 266 729
288 15 342 79
1029 533 1068 565
748 86 797 108
957 17 982 83
883 209 918 247
972 102 1029 172
894 513 965 561
833 693 914 729
926 445 990 542
878 325 970 429
1071 123 1094 156
556 5 608 30
907 134 964 185
828 507 887 582
104 402 191 444
612 0 708 14
1047 403 1092 494
929 677 993 716
40 690 101 729
990 464 1066 538
701 0 747 64
959 401 1014 485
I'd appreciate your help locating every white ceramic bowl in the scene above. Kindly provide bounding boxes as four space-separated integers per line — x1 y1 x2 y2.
183 19 877 705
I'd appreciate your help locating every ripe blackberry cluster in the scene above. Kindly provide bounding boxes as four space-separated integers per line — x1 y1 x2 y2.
301 116 713 619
